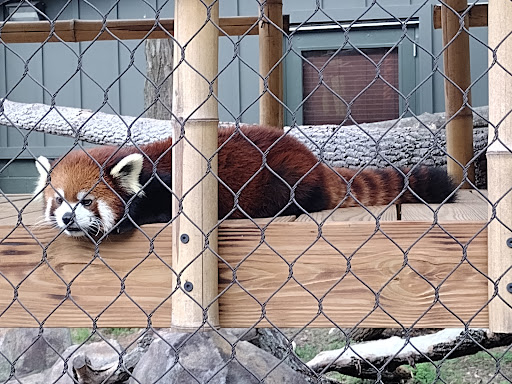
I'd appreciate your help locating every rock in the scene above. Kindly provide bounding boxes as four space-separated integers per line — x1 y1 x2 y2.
7 339 123 384
0 328 72 381
129 330 310 384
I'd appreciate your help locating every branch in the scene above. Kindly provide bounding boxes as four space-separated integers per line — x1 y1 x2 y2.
0 99 490 186
307 328 512 382
0 99 171 146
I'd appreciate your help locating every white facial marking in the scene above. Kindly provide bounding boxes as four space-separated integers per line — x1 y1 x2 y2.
53 192 97 237
77 191 88 200
45 197 52 222
33 156 51 200
110 153 145 196
97 199 115 233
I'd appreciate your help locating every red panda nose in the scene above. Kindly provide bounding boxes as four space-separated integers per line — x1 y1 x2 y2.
62 212 74 225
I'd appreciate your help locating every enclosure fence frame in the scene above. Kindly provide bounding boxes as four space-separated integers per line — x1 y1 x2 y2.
170 0 220 332
487 0 512 334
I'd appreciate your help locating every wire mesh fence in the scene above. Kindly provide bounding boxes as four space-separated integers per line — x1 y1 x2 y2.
0 0 509 383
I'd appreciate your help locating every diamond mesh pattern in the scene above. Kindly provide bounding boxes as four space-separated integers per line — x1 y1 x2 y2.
0 0 509 383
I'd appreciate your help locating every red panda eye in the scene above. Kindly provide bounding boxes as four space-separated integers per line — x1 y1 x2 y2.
55 196 63 205
81 199 93 207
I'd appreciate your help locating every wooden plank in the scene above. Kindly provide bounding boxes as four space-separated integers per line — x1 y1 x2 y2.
434 3 488 29
259 0 284 128
0 221 488 328
296 205 397 222
441 0 475 186
487 0 512 333
219 221 488 328
0 224 172 328
401 190 488 222
0 197 43 226
0 17 262 44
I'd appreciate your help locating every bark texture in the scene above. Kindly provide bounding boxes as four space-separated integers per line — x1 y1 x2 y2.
1 98 489 185
144 39 173 121
307 328 512 383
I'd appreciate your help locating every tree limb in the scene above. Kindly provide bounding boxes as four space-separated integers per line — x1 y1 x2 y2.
307 328 512 383
0 99 172 146
0 99 490 186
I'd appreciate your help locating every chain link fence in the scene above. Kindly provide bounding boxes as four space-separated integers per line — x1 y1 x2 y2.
0 0 510 383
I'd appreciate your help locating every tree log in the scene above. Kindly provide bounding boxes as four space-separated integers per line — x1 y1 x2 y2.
0 98 489 185
307 328 512 383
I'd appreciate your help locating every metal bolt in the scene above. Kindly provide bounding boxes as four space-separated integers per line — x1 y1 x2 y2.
184 281 194 292
507 283 512 294
507 238 512 248
180 234 189 244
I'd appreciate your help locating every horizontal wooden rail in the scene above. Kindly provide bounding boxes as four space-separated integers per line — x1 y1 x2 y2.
0 221 488 328
433 3 487 29
0 16 285 43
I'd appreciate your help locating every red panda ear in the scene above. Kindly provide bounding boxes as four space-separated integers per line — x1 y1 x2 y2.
33 156 51 199
109 153 145 196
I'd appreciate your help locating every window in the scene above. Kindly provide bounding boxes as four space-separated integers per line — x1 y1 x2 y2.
284 26 418 126
302 47 399 125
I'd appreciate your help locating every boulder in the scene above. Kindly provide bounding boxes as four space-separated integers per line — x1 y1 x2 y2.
7 339 122 384
0 328 71 381
129 330 310 384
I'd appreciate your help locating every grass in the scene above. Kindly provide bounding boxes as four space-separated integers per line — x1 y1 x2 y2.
70 328 138 344
70 328 92 344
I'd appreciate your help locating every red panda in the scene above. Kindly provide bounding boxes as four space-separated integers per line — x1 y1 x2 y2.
34 126 456 237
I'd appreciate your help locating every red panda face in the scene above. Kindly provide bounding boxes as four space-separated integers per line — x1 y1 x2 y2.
34 151 144 237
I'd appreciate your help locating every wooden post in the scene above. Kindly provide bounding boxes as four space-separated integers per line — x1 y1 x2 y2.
171 0 219 331
441 0 475 187
487 1 512 333
259 0 284 128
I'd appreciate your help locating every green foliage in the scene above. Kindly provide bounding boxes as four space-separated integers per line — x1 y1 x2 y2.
71 328 92 344
410 363 437 384
103 328 137 338
295 344 318 362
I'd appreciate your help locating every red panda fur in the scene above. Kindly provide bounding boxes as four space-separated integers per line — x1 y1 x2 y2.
38 126 455 234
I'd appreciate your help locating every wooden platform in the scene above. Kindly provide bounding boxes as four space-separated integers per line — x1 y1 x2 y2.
0 191 490 328
0 189 488 226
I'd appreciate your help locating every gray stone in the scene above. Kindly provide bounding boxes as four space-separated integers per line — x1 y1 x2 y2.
47 339 122 384
0 328 72 381
129 330 309 384
7 339 123 384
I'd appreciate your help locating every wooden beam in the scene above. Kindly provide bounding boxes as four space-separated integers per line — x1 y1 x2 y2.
259 0 284 128
171 0 220 332
441 0 475 187
487 1 512 333
434 3 488 29
0 221 488 328
0 17 262 44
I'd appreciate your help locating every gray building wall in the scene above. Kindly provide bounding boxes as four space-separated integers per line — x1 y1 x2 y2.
0 0 489 192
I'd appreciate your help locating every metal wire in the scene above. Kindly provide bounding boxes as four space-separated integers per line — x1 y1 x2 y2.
0 0 509 383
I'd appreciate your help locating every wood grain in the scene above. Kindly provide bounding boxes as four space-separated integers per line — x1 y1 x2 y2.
0 224 172 327
171 0 220 331
441 0 475 186
487 0 512 333
0 221 488 328
259 0 284 128
0 17 262 44
434 3 488 29
401 190 488 222
0 195 43 226
296 205 397 222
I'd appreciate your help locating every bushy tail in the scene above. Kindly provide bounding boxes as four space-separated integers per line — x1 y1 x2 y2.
333 166 457 208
